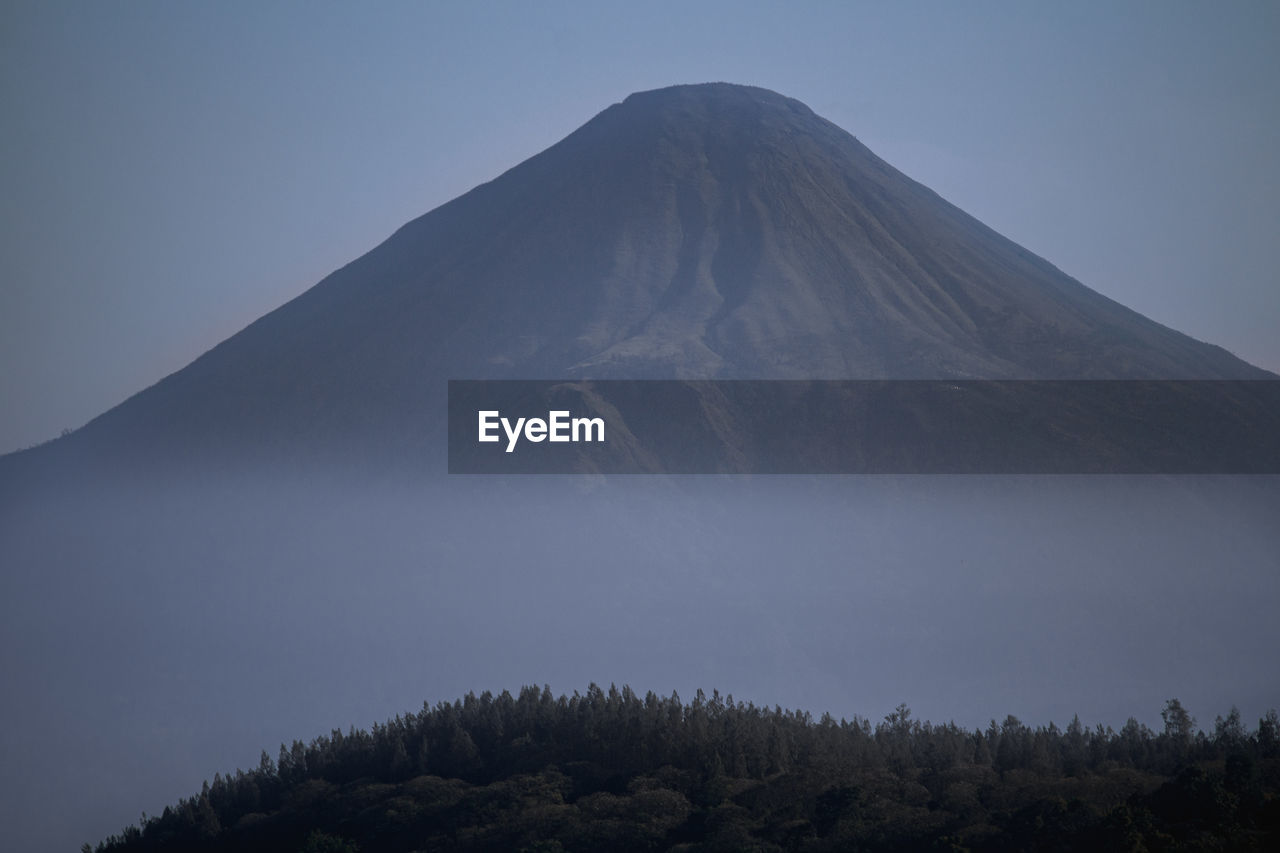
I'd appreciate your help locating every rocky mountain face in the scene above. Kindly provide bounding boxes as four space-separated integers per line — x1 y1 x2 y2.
7 83 1271 477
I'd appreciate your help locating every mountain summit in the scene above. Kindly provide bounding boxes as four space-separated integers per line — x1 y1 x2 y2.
14 83 1272 469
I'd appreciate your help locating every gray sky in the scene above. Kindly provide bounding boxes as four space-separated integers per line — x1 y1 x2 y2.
3 0 1278 453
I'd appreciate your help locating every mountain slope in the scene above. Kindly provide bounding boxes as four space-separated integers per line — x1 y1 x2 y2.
6 83 1273 475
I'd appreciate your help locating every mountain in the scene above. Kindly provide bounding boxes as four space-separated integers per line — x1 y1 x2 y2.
6 83 1271 478
3 85 1279 853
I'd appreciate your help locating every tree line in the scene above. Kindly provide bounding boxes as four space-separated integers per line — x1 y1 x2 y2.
90 686 1280 851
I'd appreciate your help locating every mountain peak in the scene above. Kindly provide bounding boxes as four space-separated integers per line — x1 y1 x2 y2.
15 82 1270 470
590 82 831 164
620 81 816 112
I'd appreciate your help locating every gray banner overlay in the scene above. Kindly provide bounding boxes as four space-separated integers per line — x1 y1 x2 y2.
447 380 1280 474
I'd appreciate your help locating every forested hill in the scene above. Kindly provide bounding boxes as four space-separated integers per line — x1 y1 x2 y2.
91 686 1280 852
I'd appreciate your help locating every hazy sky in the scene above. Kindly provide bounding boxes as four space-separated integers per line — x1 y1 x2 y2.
3 1 1278 453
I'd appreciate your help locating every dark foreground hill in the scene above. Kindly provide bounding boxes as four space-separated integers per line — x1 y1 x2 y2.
92 686 1280 853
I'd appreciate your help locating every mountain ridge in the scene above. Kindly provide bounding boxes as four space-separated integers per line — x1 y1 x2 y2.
4 82 1272 476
